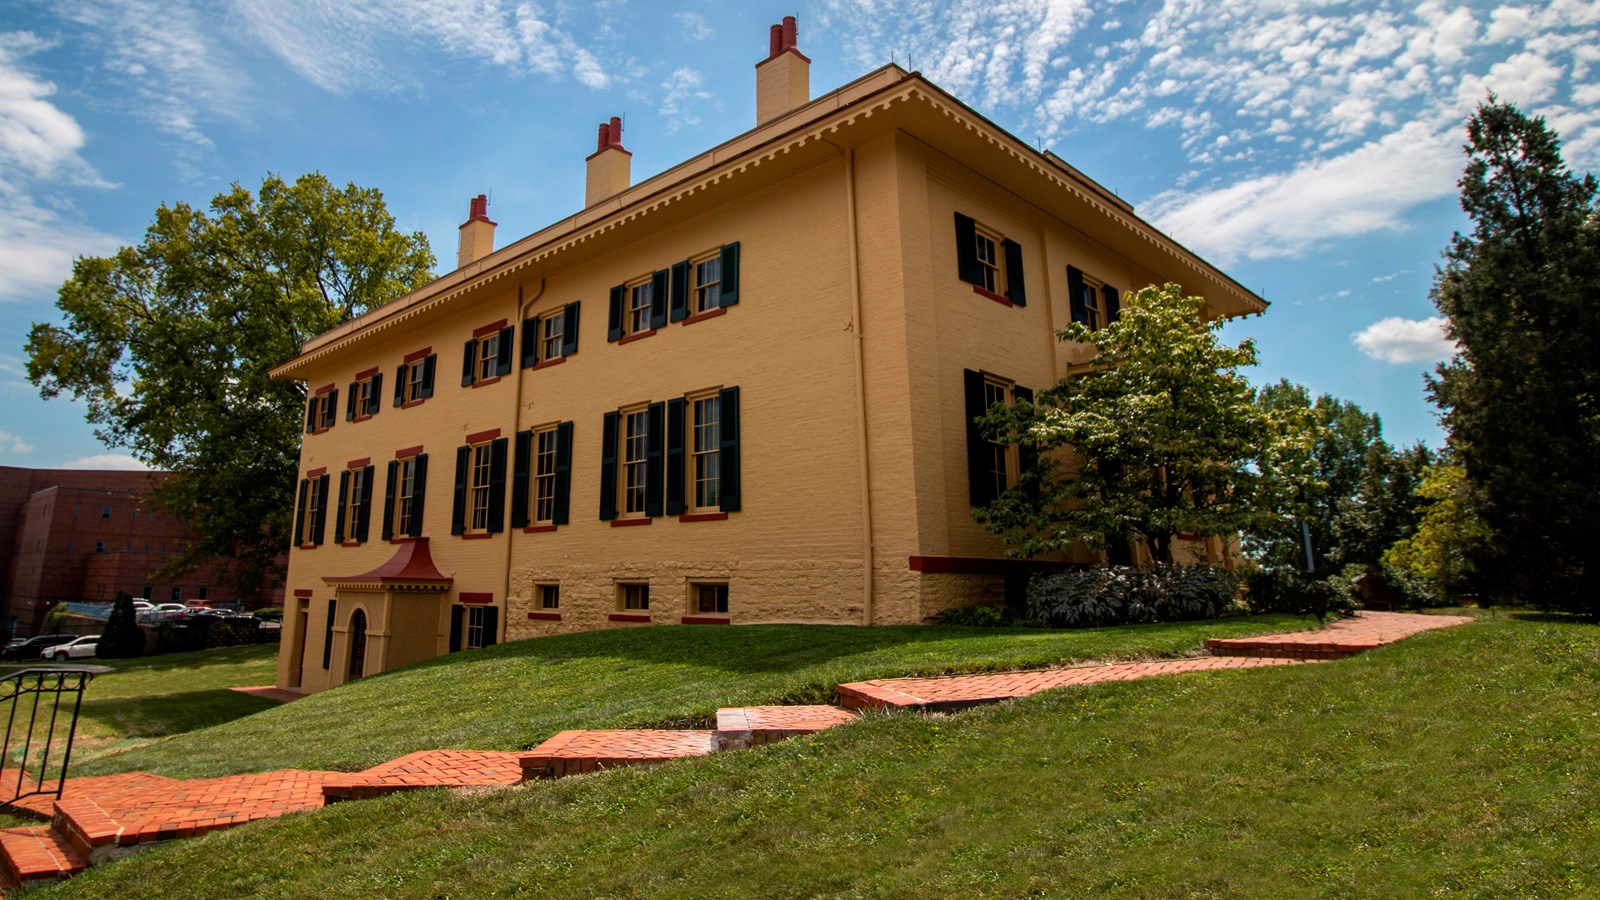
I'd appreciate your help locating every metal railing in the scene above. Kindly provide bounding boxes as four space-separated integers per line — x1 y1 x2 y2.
0 666 111 809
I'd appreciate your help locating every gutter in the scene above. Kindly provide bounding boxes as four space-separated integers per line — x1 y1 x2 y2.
845 147 875 626
501 278 545 643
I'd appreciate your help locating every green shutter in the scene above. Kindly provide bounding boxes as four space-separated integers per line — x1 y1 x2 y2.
382 461 397 541
650 270 669 329
608 285 625 341
345 384 357 421
451 445 469 535
322 599 336 669
521 315 540 368
599 411 619 520
718 387 741 512
419 355 436 397
666 397 686 515
408 453 429 538
645 401 665 517
305 397 317 433
1102 285 1121 323
511 429 532 529
964 369 994 507
312 474 330 545
495 325 515 376
954 214 981 285
487 437 508 533
481 606 499 648
1003 238 1026 306
393 365 406 406
562 302 581 356
461 339 477 386
323 390 338 429
357 465 375 542
719 242 741 306
335 469 350 544
670 260 690 321
294 479 309 545
554 421 573 525
368 373 383 415
1067 266 1089 326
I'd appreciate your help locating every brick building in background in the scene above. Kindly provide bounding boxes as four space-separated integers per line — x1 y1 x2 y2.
0 466 284 636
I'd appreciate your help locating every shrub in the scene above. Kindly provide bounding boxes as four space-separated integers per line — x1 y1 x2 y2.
97 593 146 658
1243 568 1357 622
937 604 1046 628
1026 565 1236 629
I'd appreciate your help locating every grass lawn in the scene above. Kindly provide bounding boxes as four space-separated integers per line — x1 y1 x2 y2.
1 644 280 775
71 615 1307 780
32 613 1600 898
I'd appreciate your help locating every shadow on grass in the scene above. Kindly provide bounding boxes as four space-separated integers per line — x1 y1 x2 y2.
78 689 278 740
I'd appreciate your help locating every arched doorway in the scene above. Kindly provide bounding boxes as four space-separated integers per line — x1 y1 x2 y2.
347 609 368 681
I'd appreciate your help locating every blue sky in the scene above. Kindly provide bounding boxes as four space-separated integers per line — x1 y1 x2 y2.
2 0 1597 470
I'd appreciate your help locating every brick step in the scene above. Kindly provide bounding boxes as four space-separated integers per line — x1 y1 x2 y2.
520 730 716 779
715 705 859 751
323 750 525 802
1204 638 1374 660
0 825 87 891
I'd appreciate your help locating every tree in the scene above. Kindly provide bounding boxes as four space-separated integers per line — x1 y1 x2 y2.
1383 462 1490 602
27 174 435 596
1247 380 1433 575
975 283 1313 564
97 593 145 659
1426 99 1599 613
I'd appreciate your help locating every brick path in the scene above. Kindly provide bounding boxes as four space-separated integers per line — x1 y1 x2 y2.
0 610 1473 893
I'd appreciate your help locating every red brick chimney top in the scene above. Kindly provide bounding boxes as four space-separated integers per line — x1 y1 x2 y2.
768 16 799 59
465 194 493 225
595 116 626 153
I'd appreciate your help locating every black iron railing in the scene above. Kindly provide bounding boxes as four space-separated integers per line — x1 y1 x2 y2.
0 666 110 809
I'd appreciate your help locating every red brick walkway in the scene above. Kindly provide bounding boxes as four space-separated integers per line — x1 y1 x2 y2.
0 610 1473 892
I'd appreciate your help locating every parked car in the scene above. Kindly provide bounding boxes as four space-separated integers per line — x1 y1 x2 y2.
41 635 100 661
155 603 187 613
132 600 154 612
2 634 78 661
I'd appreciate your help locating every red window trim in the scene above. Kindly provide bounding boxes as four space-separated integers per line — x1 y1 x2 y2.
389 536 418 544
293 589 314 598
681 616 730 625
608 613 651 623
354 366 380 380
610 517 653 527
352 414 374 424
403 347 432 363
465 428 502 444
973 285 1014 307
617 329 657 345
678 512 728 523
461 532 493 540
309 425 331 436
469 375 502 389
314 383 336 396
305 467 328 478
472 319 509 338
340 541 361 548
346 457 371 469
395 445 424 459
680 307 728 326
523 524 558 534
401 398 427 409
459 592 494 605
528 356 567 372
298 543 317 551
527 611 562 621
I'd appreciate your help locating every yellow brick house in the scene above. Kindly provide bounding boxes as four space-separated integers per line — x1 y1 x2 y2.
271 18 1266 692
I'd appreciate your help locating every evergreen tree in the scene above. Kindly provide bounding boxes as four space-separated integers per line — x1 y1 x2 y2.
98 593 146 659
1427 99 1599 613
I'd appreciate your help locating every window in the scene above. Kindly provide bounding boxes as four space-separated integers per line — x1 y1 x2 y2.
1067 266 1120 331
539 584 560 610
335 463 375 544
448 603 498 652
392 351 437 406
622 408 649 517
295 472 330 546
963 370 1036 508
692 582 728 615
953 213 1026 306
533 428 559 523
669 243 742 322
142 585 151 599
619 582 650 611
346 370 383 421
512 422 574 529
198 586 208 600
95 541 105 553
450 437 507 536
383 453 429 540
304 386 339 433
608 271 667 341
690 394 722 511
100 505 111 519
520 302 581 368
170 586 181 601
462 323 514 387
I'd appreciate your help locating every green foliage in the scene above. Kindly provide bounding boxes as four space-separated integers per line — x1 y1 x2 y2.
1426 99 1599 614
1383 463 1490 604
26 173 435 597
1242 568 1356 620
1026 564 1237 628
936 604 1046 628
97 592 146 659
1248 380 1433 577
975 283 1311 564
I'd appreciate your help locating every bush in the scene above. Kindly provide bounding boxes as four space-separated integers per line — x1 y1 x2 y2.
97 593 146 658
1026 565 1237 629
937 604 1046 628
1243 568 1357 622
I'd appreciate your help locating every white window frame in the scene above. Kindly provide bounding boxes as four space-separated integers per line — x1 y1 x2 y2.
394 457 419 536
627 279 653 335
689 393 722 512
621 406 650 518
541 311 566 361
692 253 722 314
973 225 1001 294
468 443 493 532
983 377 1017 498
533 425 559 525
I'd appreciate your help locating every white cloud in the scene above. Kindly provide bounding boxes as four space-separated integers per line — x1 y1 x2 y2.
674 12 714 41
0 194 123 302
1353 316 1457 364
59 453 151 471
0 431 33 454
657 67 711 131
1143 120 1461 263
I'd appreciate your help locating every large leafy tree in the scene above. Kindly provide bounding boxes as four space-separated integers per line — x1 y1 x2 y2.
27 173 434 597
976 283 1313 565
1426 99 1599 613
1248 380 1433 575
1383 461 1490 602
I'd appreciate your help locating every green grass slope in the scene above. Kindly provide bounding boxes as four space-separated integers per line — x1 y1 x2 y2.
39 615 1600 898
76 616 1304 779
